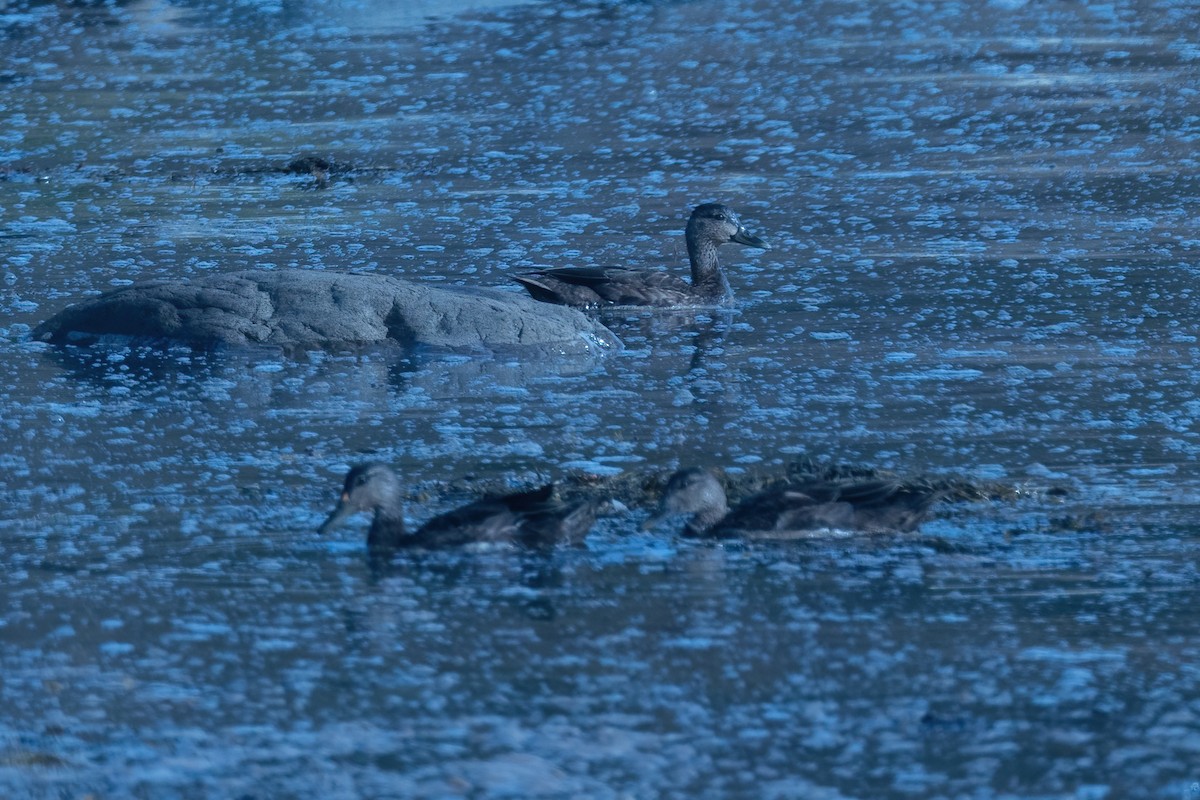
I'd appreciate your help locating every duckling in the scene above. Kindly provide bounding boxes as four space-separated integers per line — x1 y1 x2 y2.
646 467 944 539
318 462 595 550
513 203 770 308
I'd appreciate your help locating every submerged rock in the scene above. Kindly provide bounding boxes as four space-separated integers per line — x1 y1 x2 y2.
33 270 621 355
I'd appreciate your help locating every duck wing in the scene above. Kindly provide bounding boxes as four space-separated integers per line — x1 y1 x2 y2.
513 271 608 307
714 478 943 536
516 267 694 307
529 267 634 287
412 484 594 548
852 480 944 532
499 483 595 547
709 486 818 536
517 497 598 548
412 492 531 547
801 477 944 532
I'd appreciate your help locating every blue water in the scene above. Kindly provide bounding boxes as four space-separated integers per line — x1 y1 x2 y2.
3 0 1200 796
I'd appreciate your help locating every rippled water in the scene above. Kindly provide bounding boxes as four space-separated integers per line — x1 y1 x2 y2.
3 0 1200 797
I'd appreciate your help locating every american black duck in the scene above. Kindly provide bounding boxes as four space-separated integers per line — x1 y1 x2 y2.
513 203 769 309
319 462 596 550
647 467 944 539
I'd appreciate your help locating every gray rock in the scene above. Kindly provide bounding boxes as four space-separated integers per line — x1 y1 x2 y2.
33 270 621 355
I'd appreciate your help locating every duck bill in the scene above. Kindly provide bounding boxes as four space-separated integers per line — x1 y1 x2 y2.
318 498 355 535
731 227 770 250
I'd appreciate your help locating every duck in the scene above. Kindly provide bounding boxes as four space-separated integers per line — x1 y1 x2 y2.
645 467 944 539
512 203 770 309
318 462 596 550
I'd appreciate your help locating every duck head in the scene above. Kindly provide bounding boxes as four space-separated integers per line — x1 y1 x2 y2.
687 203 770 250
643 467 730 532
318 462 404 535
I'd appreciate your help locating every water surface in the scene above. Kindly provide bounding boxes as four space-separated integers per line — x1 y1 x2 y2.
2 0 1200 797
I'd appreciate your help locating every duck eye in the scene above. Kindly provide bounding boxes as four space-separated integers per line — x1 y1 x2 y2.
713 212 726 221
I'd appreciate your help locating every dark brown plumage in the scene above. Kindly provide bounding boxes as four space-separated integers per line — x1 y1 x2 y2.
647 467 945 539
318 462 595 550
513 203 769 308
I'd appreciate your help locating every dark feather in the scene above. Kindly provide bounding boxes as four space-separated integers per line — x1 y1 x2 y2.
319 463 595 551
651 467 944 539
513 203 769 309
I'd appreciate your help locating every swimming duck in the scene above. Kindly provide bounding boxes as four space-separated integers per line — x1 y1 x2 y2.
318 462 596 550
513 203 770 308
646 467 944 539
